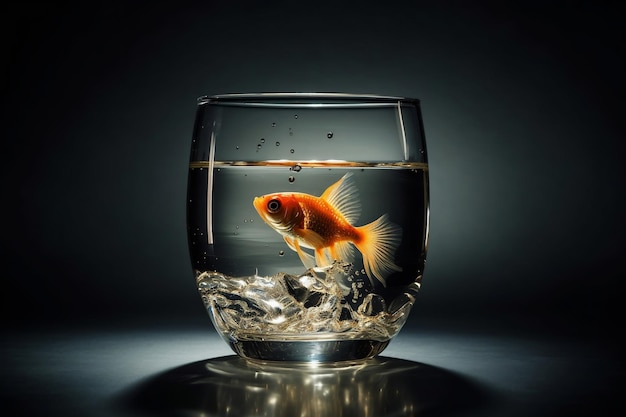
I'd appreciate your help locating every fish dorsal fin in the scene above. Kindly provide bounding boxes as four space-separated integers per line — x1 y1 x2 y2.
320 172 360 224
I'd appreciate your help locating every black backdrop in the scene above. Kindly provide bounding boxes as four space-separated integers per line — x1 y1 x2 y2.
3 0 623 329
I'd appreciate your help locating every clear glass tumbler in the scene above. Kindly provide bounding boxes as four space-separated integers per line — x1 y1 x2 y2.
187 93 429 362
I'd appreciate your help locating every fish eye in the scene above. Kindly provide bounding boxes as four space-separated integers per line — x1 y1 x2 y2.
267 198 281 213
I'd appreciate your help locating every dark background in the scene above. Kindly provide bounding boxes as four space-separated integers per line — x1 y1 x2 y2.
3 0 623 332
2 1 624 416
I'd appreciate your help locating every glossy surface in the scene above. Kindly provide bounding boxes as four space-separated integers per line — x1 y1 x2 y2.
3 318 620 417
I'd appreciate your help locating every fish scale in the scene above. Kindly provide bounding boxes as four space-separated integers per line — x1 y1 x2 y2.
298 194 358 244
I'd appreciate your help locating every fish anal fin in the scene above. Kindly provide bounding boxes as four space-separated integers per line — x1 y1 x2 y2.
315 248 332 268
329 241 355 265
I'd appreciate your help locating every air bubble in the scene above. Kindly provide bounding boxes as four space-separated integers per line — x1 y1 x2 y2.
275 141 280 146
235 146 239 150
290 164 302 172
260 138 265 144
327 131 333 139
294 114 298 119
257 144 262 149
289 131 293 136
279 250 285 256
290 148 295 153
288 176 295 183
272 122 276 127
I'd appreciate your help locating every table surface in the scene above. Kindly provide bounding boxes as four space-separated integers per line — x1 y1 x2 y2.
2 316 621 417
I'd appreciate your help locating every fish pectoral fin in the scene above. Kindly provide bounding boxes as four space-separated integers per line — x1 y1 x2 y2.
285 236 316 270
283 236 298 252
295 228 326 249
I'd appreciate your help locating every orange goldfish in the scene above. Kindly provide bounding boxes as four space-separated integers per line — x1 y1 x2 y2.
253 173 402 286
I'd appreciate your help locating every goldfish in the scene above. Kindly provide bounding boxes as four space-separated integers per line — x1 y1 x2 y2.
253 173 402 286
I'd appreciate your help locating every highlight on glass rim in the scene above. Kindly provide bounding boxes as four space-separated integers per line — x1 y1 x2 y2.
187 93 429 362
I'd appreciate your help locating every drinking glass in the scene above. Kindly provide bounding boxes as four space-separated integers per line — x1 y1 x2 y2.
187 93 429 362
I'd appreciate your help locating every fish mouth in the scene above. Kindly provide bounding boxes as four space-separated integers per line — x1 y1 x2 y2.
252 196 264 214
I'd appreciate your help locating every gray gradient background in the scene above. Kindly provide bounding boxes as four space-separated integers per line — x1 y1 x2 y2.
3 1 623 329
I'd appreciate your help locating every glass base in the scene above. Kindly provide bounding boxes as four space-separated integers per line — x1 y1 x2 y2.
227 339 390 363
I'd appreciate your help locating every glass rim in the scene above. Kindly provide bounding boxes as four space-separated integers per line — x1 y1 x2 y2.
197 92 420 107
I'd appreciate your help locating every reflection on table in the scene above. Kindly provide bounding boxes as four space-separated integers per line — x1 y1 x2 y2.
122 355 490 416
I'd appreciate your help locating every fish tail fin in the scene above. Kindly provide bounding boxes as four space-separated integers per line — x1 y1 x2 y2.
355 214 402 287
